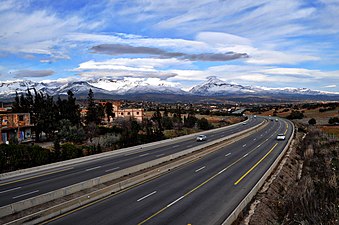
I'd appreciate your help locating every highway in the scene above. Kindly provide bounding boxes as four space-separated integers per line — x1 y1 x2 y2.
46 118 293 225
0 117 263 207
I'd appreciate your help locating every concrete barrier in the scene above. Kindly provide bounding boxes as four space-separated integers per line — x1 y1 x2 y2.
221 119 295 225
0 119 264 220
0 118 250 180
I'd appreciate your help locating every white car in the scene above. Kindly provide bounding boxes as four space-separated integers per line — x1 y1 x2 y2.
196 135 207 141
276 134 286 140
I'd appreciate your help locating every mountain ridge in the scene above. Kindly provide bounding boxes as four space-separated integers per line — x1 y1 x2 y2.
0 76 338 102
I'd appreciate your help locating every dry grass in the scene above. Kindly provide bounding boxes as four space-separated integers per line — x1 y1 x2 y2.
257 106 339 126
319 126 339 138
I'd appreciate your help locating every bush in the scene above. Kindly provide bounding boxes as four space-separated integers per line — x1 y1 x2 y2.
286 111 304 120
61 143 83 160
197 117 213 130
308 118 316 125
328 117 339 125
0 144 52 173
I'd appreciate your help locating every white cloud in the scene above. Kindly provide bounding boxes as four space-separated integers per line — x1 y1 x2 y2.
0 3 98 58
76 58 191 71
324 84 336 88
196 32 252 47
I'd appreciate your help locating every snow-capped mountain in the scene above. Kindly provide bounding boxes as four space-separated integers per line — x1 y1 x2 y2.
88 77 186 95
189 76 339 97
189 76 259 95
0 76 338 101
0 77 186 98
0 80 49 97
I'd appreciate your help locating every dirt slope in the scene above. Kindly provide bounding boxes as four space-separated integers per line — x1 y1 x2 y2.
236 123 339 225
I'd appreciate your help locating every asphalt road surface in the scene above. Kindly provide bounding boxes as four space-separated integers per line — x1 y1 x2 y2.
45 117 293 225
0 116 263 207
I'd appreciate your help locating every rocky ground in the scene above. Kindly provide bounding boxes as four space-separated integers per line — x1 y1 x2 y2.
235 123 338 225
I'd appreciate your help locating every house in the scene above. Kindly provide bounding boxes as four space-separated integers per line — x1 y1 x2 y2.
82 101 144 123
114 108 144 122
0 112 33 144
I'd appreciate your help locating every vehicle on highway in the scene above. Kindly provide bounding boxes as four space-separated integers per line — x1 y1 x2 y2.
196 135 207 141
275 118 279 122
276 133 286 140
242 122 247 125
253 115 257 118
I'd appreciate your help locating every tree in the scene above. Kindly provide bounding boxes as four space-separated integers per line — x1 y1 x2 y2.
308 118 316 125
66 90 80 125
151 107 163 136
184 113 197 128
86 89 99 125
286 111 304 120
162 108 173 129
197 117 212 130
328 117 339 124
105 102 114 121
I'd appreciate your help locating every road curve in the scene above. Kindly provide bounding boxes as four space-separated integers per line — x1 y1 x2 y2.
45 117 293 225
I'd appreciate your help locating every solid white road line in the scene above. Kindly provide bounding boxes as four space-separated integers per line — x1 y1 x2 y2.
105 167 120 172
13 190 39 199
167 196 185 207
243 153 249 157
0 186 21 194
137 191 157 202
139 153 149 157
195 166 206 172
85 166 101 172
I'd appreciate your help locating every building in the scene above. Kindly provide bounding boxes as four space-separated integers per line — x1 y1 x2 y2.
82 101 144 123
114 108 144 122
0 112 33 144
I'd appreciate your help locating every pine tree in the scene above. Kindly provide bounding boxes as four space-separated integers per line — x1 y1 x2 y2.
86 89 98 125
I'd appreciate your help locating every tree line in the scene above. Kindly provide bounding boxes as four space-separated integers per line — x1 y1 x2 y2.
1 88 214 172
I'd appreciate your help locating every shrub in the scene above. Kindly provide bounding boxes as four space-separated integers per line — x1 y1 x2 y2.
308 118 316 125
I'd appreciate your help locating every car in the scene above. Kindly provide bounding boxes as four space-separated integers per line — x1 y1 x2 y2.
275 118 279 122
242 122 247 125
196 135 207 141
253 115 257 118
276 134 286 140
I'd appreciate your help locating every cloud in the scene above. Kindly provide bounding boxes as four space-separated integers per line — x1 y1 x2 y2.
75 58 186 80
76 58 190 70
90 44 248 61
78 70 177 80
0 2 99 58
11 69 54 78
324 84 336 88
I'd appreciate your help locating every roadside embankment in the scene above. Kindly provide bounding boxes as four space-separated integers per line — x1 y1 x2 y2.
236 123 339 225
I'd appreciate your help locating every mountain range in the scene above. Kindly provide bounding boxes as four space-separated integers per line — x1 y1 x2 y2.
0 76 338 102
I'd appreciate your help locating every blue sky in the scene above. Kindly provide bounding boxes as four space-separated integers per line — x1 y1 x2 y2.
0 0 339 92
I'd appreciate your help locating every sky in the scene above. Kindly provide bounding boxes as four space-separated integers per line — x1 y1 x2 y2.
0 0 339 92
